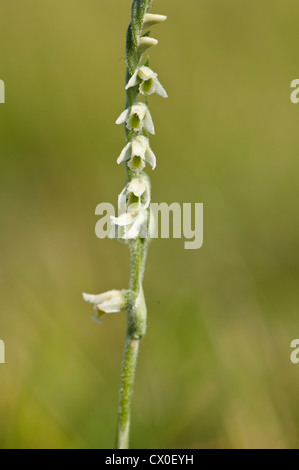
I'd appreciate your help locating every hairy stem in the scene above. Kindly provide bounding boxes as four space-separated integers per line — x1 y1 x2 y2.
116 239 148 449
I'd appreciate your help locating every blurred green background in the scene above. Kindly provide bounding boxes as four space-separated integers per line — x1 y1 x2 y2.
0 0 299 449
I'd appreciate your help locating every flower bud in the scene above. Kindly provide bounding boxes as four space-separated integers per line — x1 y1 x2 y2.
138 37 158 55
143 14 167 29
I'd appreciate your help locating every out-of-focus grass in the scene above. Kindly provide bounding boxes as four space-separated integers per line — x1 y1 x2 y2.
0 0 299 449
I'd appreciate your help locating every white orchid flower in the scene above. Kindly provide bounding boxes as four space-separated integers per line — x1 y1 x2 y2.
116 102 155 134
111 178 150 240
112 207 148 240
82 290 127 323
117 177 151 210
125 66 168 98
117 135 156 171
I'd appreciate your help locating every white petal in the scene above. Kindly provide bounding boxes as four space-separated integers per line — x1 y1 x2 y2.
127 202 140 213
100 300 124 314
127 178 147 197
118 187 127 209
116 108 129 125
83 290 122 306
143 185 151 209
154 79 168 98
123 225 140 240
143 13 167 29
123 224 140 240
117 142 131 164
143 108 155 135
135 135 149 146
98 290 126 313
99 305 120 314
123 212 147 239
131 103 147 120
149 207 156 239
138 66 157 81
83 292 103 304
125 70 139 90
138 37 158 54
84 290 126 316
111 212 135 226
145 147 157 169
131 136 148 157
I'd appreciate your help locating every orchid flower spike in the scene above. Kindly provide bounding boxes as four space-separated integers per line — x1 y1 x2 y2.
116 102 155 134
126 66 168 98
83 0 170 448
117 135 156 171
82 290 127 323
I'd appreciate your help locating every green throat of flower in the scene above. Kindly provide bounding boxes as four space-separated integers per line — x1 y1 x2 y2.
131 155 143 169
129 113 141 129
129 193 140 206
141 78 154 94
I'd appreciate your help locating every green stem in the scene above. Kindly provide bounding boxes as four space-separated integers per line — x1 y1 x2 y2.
116 337 140 450
115 0 152 449
116 239 148 449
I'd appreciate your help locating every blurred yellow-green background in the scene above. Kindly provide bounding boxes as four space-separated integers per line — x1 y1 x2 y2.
1 0 299 449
